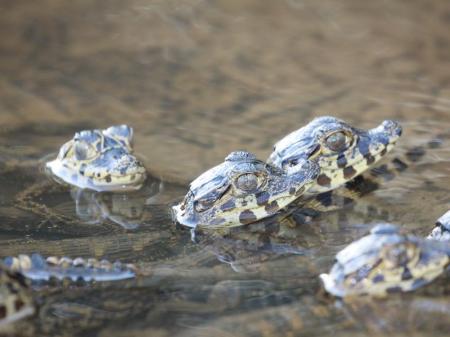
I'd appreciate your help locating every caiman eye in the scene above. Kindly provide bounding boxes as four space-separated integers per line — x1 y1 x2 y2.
325 131 351 152
288 159 298 167
194 197 216 212
74 141 97 161
281 158 299 170
235 173 262 192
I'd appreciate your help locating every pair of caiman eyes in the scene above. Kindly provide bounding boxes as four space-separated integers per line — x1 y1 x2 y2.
194 173 266 212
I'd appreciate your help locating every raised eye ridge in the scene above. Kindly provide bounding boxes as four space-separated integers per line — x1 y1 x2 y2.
325 131 350 152
235 173 259 192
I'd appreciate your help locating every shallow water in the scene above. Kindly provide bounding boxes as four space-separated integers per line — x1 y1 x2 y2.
1 0 450 336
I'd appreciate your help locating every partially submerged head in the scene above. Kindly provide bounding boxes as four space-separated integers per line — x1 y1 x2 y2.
427 210 450 242
268 116 402 194
46 125 146 192
173 151 319 228
320 224 450 297
0 263 34 326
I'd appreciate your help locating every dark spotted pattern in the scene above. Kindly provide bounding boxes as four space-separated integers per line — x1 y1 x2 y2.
372 274 385 283
239 210 257 225
386 286 403 294
316 191 333 207
322 219 450 297
406 146 426 162
365 154 375 165
317 174 331 187
220 199 236 212
392 158 408 172
336 155 347 168
428 139 443 149
370 164 395 181
256 191 270 206
345 175 380 196
343 166 356 179
264 201 280 214
401 268 413 281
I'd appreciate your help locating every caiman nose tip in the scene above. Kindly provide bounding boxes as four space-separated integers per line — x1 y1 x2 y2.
381 120 402 137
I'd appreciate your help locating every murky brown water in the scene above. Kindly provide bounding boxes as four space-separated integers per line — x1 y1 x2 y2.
1 0 450 336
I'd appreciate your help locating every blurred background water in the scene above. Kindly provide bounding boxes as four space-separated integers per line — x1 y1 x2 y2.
0 0 450 336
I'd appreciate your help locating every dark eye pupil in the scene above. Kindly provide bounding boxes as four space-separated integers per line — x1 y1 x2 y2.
326 132 346 151
282 159 298 169
236 174 258 191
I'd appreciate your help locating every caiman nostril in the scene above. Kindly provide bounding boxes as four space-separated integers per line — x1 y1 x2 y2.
382 120 402 136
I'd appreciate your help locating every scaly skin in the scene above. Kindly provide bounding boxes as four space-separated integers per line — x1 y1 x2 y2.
0 255 136 327
428 210 450 242
1 213 447 325
320 215 450 297
17 117 446 234
46 125 146 192
1 118 441 325
0 263 35 327
268 116 402 195
173 151 320 229
173 118 402 229
4 254 136 282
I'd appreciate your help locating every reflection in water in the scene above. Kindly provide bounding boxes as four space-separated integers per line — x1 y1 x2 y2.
2 126 449 335
191 221 321 273
1 0 450 334
71 178 164 229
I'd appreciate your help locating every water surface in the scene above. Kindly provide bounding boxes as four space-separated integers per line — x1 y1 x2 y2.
1 0 450 336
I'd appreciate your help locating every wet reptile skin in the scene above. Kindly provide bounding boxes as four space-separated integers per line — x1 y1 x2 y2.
0 263 35 327
174 117 402 229
0 119 444 326
173 150 320 229
321 213 450 297
46 125 147 192
268 116 402 195
1 1 450 335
